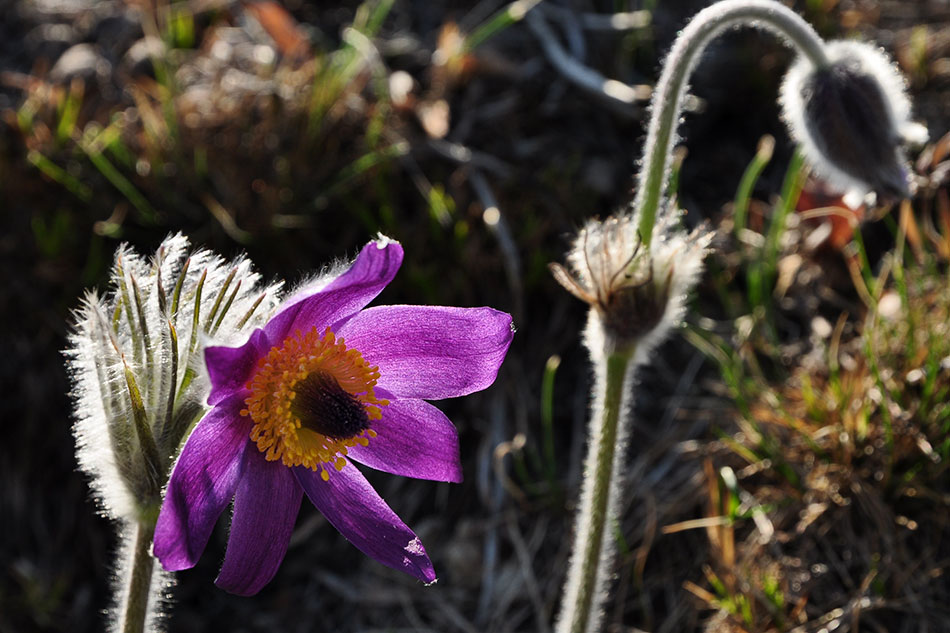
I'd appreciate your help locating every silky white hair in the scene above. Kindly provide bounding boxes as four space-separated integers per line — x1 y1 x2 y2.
66 233 282 520
780 39 927 200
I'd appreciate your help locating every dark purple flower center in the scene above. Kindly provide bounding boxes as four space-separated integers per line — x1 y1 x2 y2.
291 370 371 440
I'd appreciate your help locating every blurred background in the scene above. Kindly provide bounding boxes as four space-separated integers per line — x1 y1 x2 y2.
2 0 949 631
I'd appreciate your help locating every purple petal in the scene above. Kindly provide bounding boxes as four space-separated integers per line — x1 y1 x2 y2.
215 450 303 596
347 398 462 483
154 396 251 571
336 305 513 399
205 328 270 406
264 240 403 343
295 463 435 583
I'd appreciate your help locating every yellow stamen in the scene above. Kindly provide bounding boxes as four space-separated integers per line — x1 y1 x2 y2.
242 326 389 473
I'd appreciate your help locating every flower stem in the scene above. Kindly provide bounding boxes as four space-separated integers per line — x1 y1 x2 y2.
634 0 828 247
118 521 157 633
557 347 636 633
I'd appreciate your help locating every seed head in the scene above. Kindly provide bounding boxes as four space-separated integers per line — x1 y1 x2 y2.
551 210 711 358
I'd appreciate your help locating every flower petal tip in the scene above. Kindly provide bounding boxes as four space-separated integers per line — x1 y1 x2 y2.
153 493 218 572
151 536 195 572
153 397 250 572
372 233 400 249
403 536 437 584
152 499 202 573
363 237 404 273
335 305 514 400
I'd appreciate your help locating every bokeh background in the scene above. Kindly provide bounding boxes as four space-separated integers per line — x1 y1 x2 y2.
2 1 949 631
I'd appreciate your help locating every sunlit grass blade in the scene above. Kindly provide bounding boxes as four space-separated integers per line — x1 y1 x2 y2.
465 0 543 52
733 135 775 236
746 149 806 337
26 150 92 202
56 79 84 146
353 0 395 36
310 141 409 212
540 354 560 484
307 0 394 136
79 124 157 224
764 149 807 284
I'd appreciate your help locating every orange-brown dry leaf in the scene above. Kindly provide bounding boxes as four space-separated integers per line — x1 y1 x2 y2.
242 1 310 62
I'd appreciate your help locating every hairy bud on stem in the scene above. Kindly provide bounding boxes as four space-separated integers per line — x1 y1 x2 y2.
66 234 280 632
781 40 927 202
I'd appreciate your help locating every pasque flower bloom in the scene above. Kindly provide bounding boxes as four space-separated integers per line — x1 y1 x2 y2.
154 237 513 595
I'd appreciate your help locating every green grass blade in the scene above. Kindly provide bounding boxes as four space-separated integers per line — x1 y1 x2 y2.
466 0 542 51
26 150 92 202
733 135 774 236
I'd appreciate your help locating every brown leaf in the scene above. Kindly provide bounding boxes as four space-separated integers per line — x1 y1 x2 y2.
242 1 309 62
796 184 865 250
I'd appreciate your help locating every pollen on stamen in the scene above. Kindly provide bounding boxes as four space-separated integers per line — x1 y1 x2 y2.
243 326 387 473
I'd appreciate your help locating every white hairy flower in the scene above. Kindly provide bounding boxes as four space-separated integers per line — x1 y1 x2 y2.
66 233 281 520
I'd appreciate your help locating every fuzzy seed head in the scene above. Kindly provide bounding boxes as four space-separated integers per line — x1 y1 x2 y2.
781 40 927 202
65 234 281 520
552 210 711 358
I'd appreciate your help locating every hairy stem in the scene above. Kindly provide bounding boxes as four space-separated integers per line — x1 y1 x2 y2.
634 0 827 246
117 521 157 633
556 344 636 633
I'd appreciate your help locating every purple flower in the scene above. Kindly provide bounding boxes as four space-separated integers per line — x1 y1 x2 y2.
153 238 513 595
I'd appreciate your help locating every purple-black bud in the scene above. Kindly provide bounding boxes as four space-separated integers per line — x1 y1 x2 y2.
781 41 927 202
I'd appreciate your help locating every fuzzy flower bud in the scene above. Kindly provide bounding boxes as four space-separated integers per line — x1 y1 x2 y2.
781 40 928 202
551 209 711 360
66 234 281 521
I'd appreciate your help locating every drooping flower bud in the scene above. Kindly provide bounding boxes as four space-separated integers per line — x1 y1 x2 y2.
780 40 928 202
